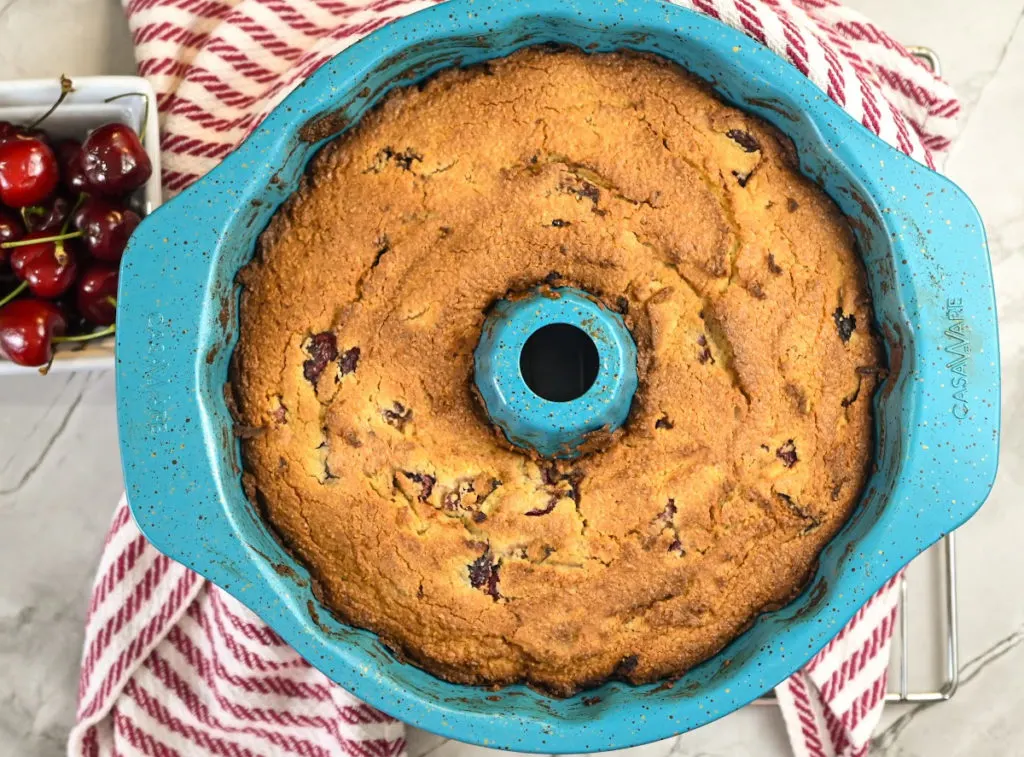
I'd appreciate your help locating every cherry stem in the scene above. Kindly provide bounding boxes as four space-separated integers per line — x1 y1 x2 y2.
106 296 117 307
104 92 150 145
20 206 43 226
54 238 68 266
29 75 74 130
1 230 82 249
54 324 116 344
55 194 86 266
65 194 87 232
0 281 27 308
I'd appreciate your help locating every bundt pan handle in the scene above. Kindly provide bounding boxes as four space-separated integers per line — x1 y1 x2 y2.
115 0 999 751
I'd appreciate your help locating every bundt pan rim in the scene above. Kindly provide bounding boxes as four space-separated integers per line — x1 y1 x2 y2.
115 0 1000 751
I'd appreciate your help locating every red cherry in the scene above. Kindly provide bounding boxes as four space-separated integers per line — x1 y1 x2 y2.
0 137 59 207
9 232 79 299
55 139 90 194
73 198 140 263
0 208 26 243
0 298 66 367
0 207 25 266
81 123 152 197
23 194 72 233
76 263 118 326
0 123 44 145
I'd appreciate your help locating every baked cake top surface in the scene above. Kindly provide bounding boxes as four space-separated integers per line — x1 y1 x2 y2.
233 48 882 695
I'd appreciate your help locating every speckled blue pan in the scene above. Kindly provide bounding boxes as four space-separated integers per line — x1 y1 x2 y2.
115 0 1000 751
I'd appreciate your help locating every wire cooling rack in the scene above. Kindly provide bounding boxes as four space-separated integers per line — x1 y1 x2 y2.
886 533 959 702
755 45 959 706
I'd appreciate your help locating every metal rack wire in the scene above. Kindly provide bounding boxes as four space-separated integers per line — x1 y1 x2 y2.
756 44 959 706
888 534 959 702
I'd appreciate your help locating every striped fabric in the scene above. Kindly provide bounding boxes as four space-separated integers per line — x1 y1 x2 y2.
775 575 904 757
124 0 959 197
70 499 406 757
69 2 958 755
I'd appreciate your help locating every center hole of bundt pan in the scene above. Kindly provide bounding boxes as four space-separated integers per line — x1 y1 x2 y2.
519 323 600 402
473 286 639 458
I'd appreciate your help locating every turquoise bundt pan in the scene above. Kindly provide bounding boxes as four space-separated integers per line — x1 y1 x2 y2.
115 0 1000 751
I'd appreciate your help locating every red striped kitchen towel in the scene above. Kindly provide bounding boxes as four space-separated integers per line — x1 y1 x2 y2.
70 498 408 757
69 2 959 755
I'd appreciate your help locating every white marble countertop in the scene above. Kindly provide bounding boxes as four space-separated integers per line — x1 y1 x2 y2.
0 0 1021 755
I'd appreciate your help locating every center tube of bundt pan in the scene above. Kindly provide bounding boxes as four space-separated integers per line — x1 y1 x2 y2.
473 287 639 458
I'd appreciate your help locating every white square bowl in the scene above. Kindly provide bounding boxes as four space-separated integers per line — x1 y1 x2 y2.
0 75 161 375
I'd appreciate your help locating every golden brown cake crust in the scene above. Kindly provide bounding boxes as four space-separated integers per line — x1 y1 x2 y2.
233 48 883 696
